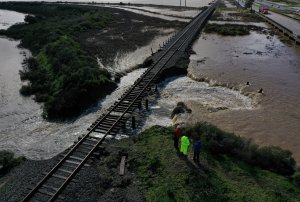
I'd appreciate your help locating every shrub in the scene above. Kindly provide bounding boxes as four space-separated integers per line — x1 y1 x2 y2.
149 157 162 173
187 122 296 176
255 146 296 176
24 15 38 24
293 171 300 186
20 85 33 96
0 151 24 177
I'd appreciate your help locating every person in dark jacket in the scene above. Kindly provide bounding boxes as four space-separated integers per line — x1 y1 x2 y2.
173 125 182 151
193 139 201 164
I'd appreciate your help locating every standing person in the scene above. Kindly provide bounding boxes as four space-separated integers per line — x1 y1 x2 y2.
193 139 201 164
173 125 182 151
180 134 190 157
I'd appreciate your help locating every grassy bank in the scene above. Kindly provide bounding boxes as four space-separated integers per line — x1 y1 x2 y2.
116 124 300 201
0 2 116 119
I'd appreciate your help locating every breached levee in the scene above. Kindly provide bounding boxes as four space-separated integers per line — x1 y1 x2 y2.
141 75 256 130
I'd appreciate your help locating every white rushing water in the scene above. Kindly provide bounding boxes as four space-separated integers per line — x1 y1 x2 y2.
159 76 253 110
141 76 254 130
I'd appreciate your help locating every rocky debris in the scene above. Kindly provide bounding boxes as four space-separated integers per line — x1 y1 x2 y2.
171 102 192 119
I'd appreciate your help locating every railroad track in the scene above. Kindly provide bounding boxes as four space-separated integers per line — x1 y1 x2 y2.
22 2 218 201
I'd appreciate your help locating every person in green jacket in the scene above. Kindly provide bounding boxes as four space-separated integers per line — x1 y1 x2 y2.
180 135 190 156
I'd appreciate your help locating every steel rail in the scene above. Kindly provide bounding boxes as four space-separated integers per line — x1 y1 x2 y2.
22 2 218 201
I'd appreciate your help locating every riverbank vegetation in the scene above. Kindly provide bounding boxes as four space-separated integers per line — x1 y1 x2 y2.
0 2 116 119
0 151 24 177
115 124 300 201
186 122 296 175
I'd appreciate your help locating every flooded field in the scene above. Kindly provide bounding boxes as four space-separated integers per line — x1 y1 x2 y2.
188 31 300 162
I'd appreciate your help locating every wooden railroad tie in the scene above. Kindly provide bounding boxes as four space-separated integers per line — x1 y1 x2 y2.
119 150 128 176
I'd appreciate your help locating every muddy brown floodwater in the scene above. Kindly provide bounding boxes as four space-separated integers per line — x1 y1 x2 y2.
188 31 300 163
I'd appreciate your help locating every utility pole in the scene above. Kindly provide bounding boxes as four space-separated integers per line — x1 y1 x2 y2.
180 0 181 7
185 0 186 7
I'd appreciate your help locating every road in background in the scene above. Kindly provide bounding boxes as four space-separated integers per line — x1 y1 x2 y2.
236 0 300 38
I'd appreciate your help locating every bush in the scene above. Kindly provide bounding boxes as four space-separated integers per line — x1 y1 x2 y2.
0 151 24 177
149 157 162 173
186 122 296 176
20 85 33 96
255 146 296 176
24 15 38 24
293 171 300 186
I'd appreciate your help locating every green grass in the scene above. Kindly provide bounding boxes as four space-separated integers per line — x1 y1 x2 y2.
116 125 300 201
